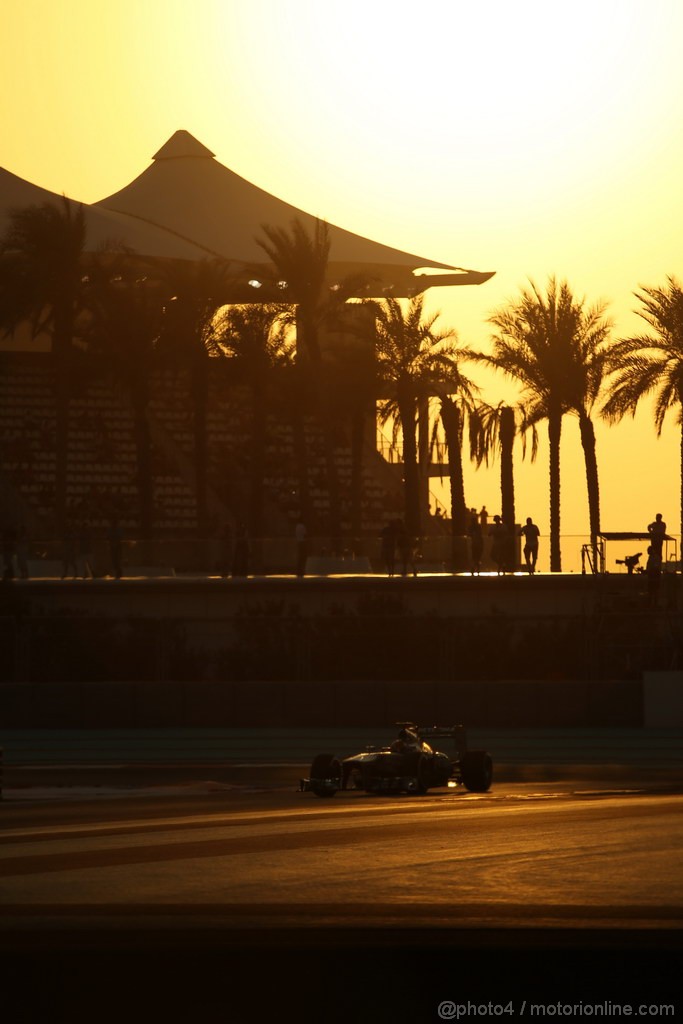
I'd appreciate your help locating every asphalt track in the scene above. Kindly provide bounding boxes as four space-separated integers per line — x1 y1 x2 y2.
1 776 681 1022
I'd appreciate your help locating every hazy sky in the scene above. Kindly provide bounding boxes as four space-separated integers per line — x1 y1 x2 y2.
3 0 683 565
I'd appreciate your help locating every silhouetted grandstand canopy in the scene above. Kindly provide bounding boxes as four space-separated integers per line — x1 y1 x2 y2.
0 166 209 262
95 130 495 298
1 130 494 300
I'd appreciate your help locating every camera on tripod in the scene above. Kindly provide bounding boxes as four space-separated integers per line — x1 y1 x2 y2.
616 552 642 574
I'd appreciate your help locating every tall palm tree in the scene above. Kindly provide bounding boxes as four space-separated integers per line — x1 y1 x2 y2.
0 198 86 532
256 218 330 365
432 353 480 539
602 275 683 544
369 295 459 538
470 402 538 566
485 278 612 571
85 264 163 538
157 259 233 535
324 302 378 543
256 218 345 548
217 302 292 544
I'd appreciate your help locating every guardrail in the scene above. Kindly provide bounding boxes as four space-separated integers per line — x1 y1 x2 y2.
1 728 682 767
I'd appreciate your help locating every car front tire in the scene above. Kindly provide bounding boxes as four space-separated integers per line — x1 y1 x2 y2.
309 754 342 797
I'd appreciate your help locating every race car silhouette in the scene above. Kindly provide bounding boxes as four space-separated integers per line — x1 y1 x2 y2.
299 722 493 797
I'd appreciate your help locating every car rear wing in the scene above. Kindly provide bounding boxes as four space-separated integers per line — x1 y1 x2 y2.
417 725 468 756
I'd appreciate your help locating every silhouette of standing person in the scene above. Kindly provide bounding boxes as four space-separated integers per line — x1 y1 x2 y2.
61 525 78 579
108 518 123 579
295 519 308 577
16 525 29 579
519 516 540 574
648 513 666 557
232 522 250 577
467 510 483 574
490 515 508 574
380 520 397 576
77 521 95 579
479 506 489 531
395 519 417 577
646 545 662 607
219 521 233 578
2 525 17 581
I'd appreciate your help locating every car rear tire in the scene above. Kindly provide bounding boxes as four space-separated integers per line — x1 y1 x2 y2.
310 754 342 797
460 751 493 792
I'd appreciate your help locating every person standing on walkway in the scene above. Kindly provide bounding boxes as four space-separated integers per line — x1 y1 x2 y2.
648 513 667 557
2 525 17 581
232 521 250 577
16 525 29 579
61 525 78 579
77 521 95 579
219 521 233 578
108 517 123 580
395 519 417 577
467 510 483 574
295 519 308 577
380 520 397 576
519 517 540 574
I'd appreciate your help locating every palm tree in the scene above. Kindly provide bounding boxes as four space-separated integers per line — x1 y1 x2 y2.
324 302 378 544
85 263 163 538
470 402 538 567
256 218 330 365
601 275 683 545
256 218 346 549
485 278 612 571
0 198 86 532
157 259 234 535
431 350 480 552
369 295 460 538
217 302 292 545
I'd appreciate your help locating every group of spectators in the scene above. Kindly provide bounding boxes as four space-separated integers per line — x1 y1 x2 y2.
1 524 29 580
1 518 124 581
467 507 540 575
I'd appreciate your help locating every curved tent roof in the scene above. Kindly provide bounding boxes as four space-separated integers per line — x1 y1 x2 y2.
97 130 494 297
0 165 209 262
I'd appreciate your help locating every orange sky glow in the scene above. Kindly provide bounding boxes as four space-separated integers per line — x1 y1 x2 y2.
3 0 683 568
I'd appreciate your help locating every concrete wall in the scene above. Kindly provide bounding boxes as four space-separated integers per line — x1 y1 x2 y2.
0 677 643 729
643 671 683 727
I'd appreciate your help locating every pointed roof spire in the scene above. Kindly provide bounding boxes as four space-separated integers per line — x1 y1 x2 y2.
153 130 215 161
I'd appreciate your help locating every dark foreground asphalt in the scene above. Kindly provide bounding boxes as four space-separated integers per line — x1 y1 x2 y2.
1 771 681 1023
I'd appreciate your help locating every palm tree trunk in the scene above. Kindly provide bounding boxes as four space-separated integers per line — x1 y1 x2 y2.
132 391 154 540
300 313 342 551
292 414 312 529
578 411 601 570
680 423 683 553
191 357 209 537
248 386 267 547
54 349 70 535
350 407 365 545
500 406 516 569
400 396 421 539
418 397 431 531
53 313 74 535
548 409 562 572
439 398 467 568
322 412 342 554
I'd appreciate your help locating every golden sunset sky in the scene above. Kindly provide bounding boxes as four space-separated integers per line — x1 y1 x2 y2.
3 0 683 567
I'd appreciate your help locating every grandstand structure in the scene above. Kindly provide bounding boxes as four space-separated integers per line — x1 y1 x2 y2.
0 131 493 555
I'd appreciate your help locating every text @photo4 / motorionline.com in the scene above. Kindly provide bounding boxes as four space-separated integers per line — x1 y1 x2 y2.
437 1001 676 1019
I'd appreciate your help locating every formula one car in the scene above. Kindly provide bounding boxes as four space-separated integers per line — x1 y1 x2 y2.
299 722 492 797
